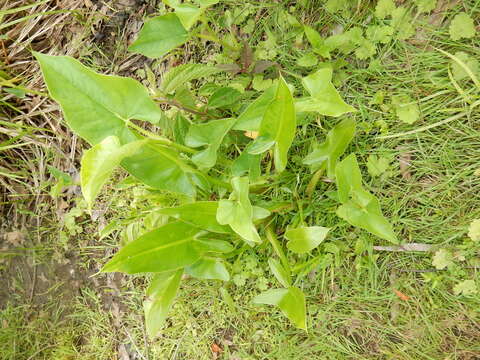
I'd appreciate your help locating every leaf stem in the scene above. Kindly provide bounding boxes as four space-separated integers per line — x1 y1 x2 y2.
127 121 196 154
266 226 290 273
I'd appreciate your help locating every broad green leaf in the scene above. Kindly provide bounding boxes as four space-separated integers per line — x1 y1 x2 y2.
252 206 271 221
233 85 276 132
158 201 232 233
336 193 397 243
186 257 230 281
193 238 234 253
208 87 241 108
335 154 363 204
163 0 218 29
304 25 331 58
335 155 397 243
102 221 205 274
249 76 296 172
231 151 261 180
449 12 476 41
268 258 291 288
216 177 261 245
185 118 236 169
253 287 307 330
161 64 222 94
164 2 202 30
302 118 355 178
81 136 145 209
35 53 196 196
128 14 189 58
285 226 330 254
144 269 182 338
295 68 356 117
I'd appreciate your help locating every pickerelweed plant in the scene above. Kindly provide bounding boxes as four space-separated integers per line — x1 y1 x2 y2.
35 2 398 336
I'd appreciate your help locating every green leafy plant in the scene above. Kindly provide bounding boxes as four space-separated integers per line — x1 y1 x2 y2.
35 3 398 336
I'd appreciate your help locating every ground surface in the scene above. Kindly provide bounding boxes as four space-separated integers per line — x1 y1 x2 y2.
1 0 479 359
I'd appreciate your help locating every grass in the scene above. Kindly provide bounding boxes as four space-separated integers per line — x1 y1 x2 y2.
1 0 480 359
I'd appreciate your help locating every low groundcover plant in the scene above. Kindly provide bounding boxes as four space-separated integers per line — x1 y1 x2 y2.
35 2 397 337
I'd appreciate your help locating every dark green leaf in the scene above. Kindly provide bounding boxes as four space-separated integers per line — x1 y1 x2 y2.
128 14 189 59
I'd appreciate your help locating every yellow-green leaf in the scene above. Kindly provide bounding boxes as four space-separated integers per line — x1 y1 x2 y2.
253 287 307 330
285 226 330 254
81 136 145 209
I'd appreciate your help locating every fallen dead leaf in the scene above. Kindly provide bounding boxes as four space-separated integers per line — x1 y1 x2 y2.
397 147 412 180
393 289 410 301
211 343 222 358
4 231 25 246
244 131 258 139
373 243 433 252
